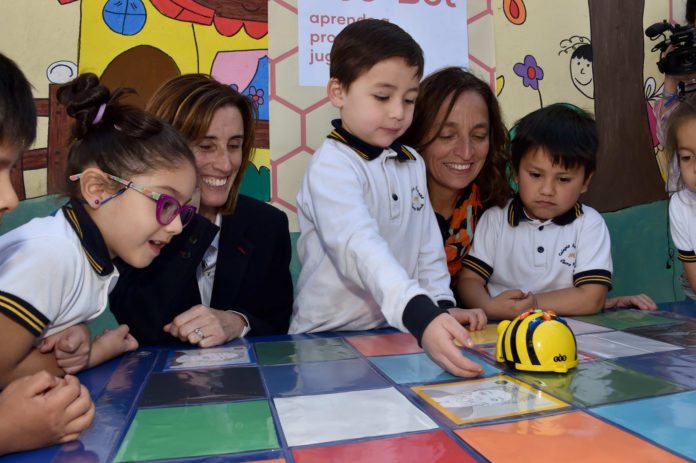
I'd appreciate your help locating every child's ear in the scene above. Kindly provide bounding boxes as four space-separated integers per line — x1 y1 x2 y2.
581 171 594 194
79 168 111 209
327 77 345 109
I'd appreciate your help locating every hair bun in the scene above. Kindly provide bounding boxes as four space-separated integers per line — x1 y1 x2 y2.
56 73 111 139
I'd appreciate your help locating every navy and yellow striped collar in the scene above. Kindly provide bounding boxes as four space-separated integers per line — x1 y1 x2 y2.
507 194 583 227
62 199 114 276
327 119 415 162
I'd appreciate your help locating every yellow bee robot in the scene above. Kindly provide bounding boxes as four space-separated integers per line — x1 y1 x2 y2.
495 309 578 373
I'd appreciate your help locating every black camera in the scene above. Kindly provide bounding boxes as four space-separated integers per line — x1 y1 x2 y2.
646 20 696 75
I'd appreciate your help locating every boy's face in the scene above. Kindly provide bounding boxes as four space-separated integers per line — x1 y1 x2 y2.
327 57 419 148
514 147 592 221
0 142 20 227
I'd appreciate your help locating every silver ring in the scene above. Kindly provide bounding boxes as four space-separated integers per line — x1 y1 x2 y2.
194 328 205 339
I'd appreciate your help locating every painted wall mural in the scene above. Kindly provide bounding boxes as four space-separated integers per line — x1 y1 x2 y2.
0 0 689 230
494 0 683 212
6 0 270 203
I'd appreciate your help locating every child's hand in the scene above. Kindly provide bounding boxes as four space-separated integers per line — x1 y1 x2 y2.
489 290 535 318
39 324 92 374
604 294 658 311
421 313 485 378
89 325 138 368
447 307 487 331
0 371 95 454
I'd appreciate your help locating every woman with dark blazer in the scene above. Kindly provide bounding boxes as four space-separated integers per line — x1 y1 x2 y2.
109 74 293 346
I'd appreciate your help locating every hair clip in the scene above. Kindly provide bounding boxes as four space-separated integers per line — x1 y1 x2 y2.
92 103 106 125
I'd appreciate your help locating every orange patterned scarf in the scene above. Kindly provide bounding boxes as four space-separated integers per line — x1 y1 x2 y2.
435 184 483 289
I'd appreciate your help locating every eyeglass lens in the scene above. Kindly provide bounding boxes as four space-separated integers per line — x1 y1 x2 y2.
156 195 195 227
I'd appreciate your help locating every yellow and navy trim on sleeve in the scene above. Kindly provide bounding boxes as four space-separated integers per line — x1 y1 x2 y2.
573 269 612 289
0 290 48 337
327 119 414 161
677 249 696 263
461 255 493 283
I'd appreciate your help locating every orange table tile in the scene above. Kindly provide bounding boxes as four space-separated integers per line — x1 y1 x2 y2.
455 410 687 462
345 332 423 356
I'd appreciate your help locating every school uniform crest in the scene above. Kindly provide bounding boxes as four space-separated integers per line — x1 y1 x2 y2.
558 243 577 268
411 186 425 211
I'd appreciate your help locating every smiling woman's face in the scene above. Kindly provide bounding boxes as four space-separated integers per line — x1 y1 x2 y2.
421 90 491 198
190 105 244 221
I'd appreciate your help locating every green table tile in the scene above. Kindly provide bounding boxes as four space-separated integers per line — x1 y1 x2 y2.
572 310 676 331
255 337 358 365
114 400 278 462
514 360 689 407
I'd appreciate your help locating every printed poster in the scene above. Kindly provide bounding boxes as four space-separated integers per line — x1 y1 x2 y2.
298 0 468 86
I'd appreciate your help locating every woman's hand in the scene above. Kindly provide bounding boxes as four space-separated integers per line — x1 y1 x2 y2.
164 305 248 347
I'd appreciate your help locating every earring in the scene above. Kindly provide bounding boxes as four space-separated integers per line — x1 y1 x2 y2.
94 199 100 205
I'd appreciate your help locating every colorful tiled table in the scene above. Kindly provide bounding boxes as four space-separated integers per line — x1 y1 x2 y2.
5 304 696 462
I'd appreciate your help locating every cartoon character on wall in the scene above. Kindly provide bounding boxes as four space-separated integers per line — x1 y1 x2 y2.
644 76 669 182
560 36 594 99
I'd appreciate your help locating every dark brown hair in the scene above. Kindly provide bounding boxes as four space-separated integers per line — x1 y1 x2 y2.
0 53 36 150
147 74 257 214
687 0 696 25
57 73 196 200
329 19 424 89
511 103 598 181
402 67 513 209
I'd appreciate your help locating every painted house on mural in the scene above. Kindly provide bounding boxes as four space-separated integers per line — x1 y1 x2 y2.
12 0 271 202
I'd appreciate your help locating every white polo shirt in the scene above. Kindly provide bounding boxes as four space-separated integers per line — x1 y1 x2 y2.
670 188 696 263
462 195 612 296
0 201 118 339
290 120 454 334
669 189 696 299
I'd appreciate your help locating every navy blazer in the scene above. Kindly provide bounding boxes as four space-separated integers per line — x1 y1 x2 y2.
109 195 294 345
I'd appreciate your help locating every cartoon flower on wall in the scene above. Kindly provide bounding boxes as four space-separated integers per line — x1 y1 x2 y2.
513 54 544 107
248 86 264 108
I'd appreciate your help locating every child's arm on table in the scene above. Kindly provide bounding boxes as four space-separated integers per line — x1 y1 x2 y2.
39 323 92 374
0 371 95 455
457 269 535 320
682 261 696 297
605 293 657 311
0 314 63 388
89 324 138 367
527 207 612 316
531 283 608 316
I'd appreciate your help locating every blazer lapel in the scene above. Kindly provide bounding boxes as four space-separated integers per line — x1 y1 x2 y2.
210 214 254 309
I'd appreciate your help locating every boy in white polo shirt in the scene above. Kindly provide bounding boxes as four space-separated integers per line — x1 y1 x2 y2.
291 19 487 378
458 104 612 319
